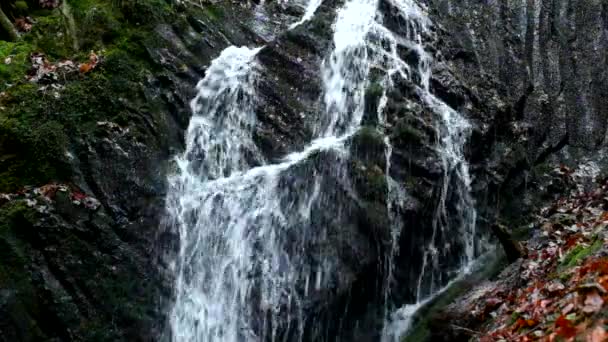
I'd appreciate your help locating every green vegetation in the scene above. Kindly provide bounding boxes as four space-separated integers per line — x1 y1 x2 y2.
394 119 425 143
365 81 384 100
352 126 385 153
560 238 603 269
0 40 32 87
0 0 182 192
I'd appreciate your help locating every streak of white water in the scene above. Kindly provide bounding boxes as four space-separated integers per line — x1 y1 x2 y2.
320 0 377 136
289 0 323 29
168 46 264 342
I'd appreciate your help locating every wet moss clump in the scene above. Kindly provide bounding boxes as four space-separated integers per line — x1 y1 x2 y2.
0 41 33 88
0 0 173 192
350 127 388 202
351 126 386 158
0 117 70 192
394 119 425 143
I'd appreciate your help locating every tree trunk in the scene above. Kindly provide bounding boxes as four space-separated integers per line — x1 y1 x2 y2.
491 223 526 263
0 7 19 42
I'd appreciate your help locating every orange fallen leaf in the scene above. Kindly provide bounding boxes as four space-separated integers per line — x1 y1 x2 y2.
79 63 92 74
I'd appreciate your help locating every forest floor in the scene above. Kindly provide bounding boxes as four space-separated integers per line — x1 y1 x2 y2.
434 166 608 341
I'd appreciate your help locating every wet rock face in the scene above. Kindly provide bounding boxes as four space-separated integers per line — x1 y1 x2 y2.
255 0 343 158
421 0 608 222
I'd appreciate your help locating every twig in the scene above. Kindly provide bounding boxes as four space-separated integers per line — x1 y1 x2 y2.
450 324 481 336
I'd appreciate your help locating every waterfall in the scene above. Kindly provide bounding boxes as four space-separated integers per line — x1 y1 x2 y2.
166 0 478 341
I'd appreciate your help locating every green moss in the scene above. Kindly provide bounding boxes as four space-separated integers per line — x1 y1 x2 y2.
201 4 225 21
394 120 425 143
0 0 169 192
365 82 384 99
560 239 603 269
119 0 172 24
79 6 122 50
0 117 70 192
363 166 388 201
0 40 33 90
352 126 385 152
27 13 73 58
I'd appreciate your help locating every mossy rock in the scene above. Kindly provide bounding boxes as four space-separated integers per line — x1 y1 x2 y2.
365 82 384 100
27 13 74 58
351 126 386 156
394 119 426 144
0 41 33 90
0 117 70 192
358 164 388 202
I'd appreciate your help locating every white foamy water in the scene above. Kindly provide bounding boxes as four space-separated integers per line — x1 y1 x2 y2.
167 0 478 341
167 1 382 341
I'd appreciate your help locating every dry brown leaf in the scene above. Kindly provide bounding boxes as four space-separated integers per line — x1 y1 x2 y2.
582 291 604 314
587 325 608 342
562 303 575 315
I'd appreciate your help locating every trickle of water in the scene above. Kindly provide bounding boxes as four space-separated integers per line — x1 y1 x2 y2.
289 0 324 29
320 0 377 136
375 1 477 340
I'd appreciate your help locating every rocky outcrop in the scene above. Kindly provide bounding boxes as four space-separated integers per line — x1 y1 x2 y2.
255 0 343 158
425 0 608 223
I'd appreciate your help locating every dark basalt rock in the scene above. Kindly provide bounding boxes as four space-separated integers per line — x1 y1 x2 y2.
426 0 608 223
254 0 344 159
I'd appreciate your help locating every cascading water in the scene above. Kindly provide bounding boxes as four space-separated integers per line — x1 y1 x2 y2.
166 1 366 340
373 1 478 340
166 0 478 341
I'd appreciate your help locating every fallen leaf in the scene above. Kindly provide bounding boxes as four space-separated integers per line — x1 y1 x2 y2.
587 325 608 342
71 192 87 201
486 297 503 308
14 18 32 32
556 315 577 339
562 303 575 315
582 291 604 314
547 281 566 294
79 63 93 74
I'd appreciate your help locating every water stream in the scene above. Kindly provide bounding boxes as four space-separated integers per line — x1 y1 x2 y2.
166 0 478 341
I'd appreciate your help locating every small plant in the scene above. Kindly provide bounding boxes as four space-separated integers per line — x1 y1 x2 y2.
39 0 61 9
